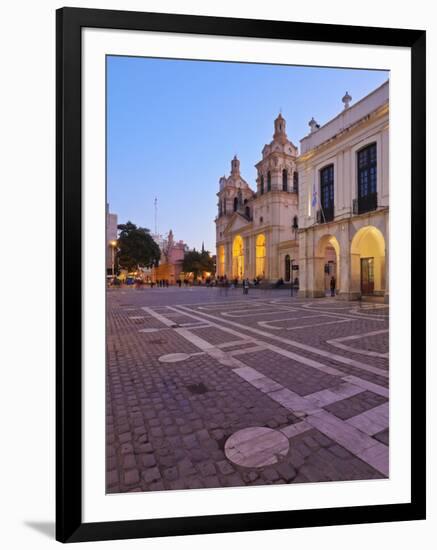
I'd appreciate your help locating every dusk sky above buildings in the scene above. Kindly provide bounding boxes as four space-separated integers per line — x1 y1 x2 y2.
107 56 388 253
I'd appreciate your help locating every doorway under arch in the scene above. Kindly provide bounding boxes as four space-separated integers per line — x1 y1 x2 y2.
232 235 244 279
350 226 386 296
316 234 340 296
284 254 291 282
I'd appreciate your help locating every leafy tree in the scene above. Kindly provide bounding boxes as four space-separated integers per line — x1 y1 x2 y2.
116 221 161 272
183 248 215 278
200 249 215 275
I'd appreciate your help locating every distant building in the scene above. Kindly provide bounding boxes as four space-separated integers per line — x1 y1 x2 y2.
106 204 118 274
152 230 185 283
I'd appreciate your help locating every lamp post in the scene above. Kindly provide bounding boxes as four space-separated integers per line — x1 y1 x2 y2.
110 240 117 277
290 258 294 297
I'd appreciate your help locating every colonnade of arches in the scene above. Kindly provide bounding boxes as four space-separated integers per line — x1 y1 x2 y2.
314 225 386 297
219 224 386 297
224 233 267 279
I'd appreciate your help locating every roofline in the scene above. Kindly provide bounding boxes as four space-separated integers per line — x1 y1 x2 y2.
300 79 389 144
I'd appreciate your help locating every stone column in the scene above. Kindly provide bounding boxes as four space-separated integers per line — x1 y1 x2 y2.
225 240 232 279
248 235 255 279
384 211 389 303
312 255 326 298
269 228 280 281
335 222 360 300
244 235 250 279
297 231 308 297
300 229 324 298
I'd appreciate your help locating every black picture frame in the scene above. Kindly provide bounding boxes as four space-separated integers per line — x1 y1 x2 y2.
56 7 426 543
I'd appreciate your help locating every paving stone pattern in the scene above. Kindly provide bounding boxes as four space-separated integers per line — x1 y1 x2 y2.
106 287 389 493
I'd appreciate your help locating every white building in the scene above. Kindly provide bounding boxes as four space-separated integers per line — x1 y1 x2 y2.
297 81 389 301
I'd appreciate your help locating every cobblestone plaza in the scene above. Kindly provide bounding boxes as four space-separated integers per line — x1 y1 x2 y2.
106 287 389 493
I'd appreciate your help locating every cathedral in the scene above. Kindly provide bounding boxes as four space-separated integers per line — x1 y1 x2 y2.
215 81 389 301
215 114 300 284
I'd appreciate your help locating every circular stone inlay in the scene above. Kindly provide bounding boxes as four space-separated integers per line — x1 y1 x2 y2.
158 353 190 363
224 427 289 468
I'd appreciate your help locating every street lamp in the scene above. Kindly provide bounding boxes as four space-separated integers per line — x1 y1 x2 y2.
290 258 294 297
110 240 117 277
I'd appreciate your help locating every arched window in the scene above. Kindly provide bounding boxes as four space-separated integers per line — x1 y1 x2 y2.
282 169 288 191
223 199 226 215
267 171 271 192
245 206 250 219
292 215 298 229
293 171 299 193
233 197 238 212
260 175 264 195
285 254 291 282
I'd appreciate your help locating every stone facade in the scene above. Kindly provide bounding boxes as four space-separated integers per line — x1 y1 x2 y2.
297 82 389 301
215 82 389 300
215 115 300 283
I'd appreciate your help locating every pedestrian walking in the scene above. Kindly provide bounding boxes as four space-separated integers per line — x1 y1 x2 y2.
330 275 336 297
224 275 229 296
243 278 250 295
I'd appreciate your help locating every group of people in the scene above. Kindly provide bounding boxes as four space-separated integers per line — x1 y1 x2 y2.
109 273 318 294
150 279 170 288
215 275 251 295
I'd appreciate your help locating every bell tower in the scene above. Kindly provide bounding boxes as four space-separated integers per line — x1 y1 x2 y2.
274 113 287 142
255 113 298 194
231 155 240 177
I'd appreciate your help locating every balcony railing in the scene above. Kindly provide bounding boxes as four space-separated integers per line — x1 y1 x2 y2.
316 205 334 223
353 192 378 215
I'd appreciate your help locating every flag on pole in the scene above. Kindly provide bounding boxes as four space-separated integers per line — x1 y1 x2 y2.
311 184 317 208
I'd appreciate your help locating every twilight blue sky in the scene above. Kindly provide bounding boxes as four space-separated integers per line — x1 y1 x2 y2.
107 56 388 253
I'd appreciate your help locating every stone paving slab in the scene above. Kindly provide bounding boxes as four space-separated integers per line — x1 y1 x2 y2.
241 349 341 397
323 390 388 420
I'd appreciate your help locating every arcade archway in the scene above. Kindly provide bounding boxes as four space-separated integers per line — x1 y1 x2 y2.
255 234 266 278
350 226 386 296
316 234 340 296
232 235 244 279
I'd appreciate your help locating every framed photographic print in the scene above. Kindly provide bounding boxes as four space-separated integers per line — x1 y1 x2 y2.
56 7 426 543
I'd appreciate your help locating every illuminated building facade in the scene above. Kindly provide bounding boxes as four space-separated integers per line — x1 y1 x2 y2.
297 82 389 301
215 81 389 301
215 114 300 283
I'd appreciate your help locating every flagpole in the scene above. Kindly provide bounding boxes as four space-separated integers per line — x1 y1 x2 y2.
318 191 327 223
312 183 327 224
